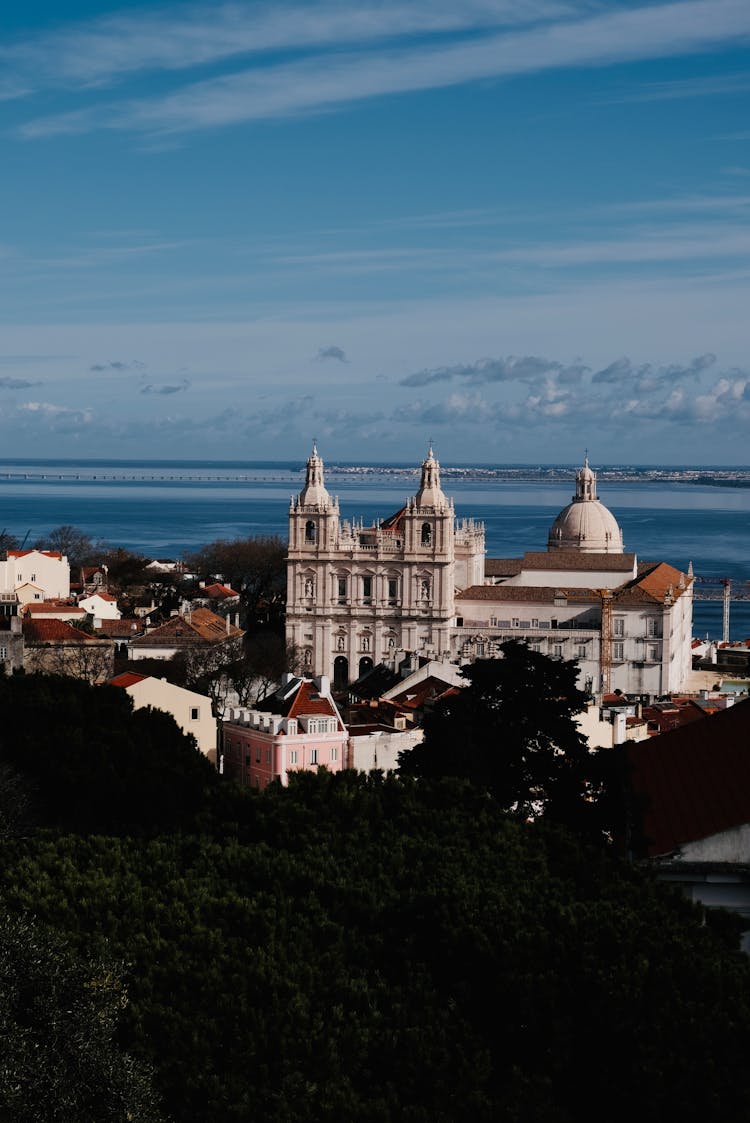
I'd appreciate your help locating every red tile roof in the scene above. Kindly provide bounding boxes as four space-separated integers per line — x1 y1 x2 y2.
22 601 84 615
130 607 243 647
627 700 750 856
203 583 239 599
613 561 691 607
519 551 637 572
109 672 147 688
22 619 106 644
8 549 63 560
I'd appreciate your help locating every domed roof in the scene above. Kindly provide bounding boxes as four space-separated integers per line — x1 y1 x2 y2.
547 458 624 553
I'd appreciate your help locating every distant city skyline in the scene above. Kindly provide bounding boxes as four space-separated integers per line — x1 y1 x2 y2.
2 0 750 463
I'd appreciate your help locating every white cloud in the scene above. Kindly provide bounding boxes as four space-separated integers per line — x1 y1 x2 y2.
17 0 750 137
2 1 574 91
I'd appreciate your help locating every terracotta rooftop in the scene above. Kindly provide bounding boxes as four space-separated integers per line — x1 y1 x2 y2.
613 561 691 607
379 506 407 535
109 671 148 689
457 585 599 604
96 619 145 638
626 700 750 856
22 619 110 644
484 558 523 577
22 602 85 616
130 607 243 647
256 677 342 728
8 549 64 560
519 551 637 572
203 583 239 600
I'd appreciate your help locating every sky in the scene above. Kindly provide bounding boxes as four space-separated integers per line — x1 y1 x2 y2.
1 0 750 465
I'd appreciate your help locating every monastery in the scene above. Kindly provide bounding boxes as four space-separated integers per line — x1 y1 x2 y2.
286 446 693 698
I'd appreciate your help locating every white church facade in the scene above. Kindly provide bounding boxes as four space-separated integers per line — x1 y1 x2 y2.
286 447 693 698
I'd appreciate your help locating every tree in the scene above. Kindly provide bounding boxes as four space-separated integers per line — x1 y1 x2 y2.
0 909 163 1122
0 674 217 834
36 525 105 566
183 536 287 629
399 642 598 830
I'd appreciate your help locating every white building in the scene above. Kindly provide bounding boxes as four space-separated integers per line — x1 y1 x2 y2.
109 671 218 759
286 447 693 698
0 549 71 602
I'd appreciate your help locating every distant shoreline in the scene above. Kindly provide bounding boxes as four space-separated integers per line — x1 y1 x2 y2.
0 462 749 487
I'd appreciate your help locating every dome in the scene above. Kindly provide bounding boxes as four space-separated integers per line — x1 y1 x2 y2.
547 458 624 553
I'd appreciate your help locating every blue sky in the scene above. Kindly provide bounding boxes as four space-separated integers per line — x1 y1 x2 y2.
1 0 750 464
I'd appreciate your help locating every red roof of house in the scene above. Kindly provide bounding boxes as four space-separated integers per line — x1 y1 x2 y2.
257 677 342 728
627 699 750 856
22 619 106 644
8 549 63 560
203 583 239 599
22 602 84 616
109 672 147 688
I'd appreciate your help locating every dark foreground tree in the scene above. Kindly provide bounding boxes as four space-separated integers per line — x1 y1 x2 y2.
399 642 599 830
3 773 750 1123
0 674 218 834
0 909 162 1122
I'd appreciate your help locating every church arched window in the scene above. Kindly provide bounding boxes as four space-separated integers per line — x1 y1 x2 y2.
305 520 316 543
421 522 432 546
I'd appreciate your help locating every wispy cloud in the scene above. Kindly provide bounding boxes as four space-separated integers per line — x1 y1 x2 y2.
90 359 146 372
0 376 43 389
603 69 750 103
17 0 750 138
401 355 588 387
2 1 570 91
140 378 191 395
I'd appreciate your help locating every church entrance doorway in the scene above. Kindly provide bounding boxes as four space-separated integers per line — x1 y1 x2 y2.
333 655 349 690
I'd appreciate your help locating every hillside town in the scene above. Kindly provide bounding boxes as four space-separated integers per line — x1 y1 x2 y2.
2 447 750 951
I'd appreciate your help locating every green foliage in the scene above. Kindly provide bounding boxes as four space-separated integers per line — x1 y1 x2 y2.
2 671 750 1122
183 535 287 628
1 773 750 1122
0 674 218 834
0 907 162 1122
400 643 600 831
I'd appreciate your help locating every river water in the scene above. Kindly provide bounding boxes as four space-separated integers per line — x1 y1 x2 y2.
1 459 747 641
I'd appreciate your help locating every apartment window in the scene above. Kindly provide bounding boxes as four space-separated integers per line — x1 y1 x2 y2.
30 573 36 582
649 645 661 662
190 707 199 720
647 618 660 637
531 618 539 629
0 646 7 660
265 748 271 764
512 618 520 629
337 577 347 601
17 573 22 582
388 578 398 603
614 618 625 637
362 576 372 600
310 748 318 765
330 746 338 762
289 749 298 765
614 642 624 661
245 754 250 766
255 747 261 763
475 642 485 657
553 644 563 658
578 645 587 658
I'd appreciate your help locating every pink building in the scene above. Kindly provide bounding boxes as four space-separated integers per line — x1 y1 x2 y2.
223 675 347 789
